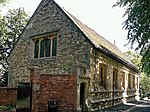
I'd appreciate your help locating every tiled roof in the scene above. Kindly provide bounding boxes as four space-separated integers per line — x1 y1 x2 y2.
62 9 138 72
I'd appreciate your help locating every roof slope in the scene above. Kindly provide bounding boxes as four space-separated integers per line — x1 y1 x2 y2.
11 0 138 72
62 9 138 72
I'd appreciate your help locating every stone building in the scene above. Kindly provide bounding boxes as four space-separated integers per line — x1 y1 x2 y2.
8 0 140 111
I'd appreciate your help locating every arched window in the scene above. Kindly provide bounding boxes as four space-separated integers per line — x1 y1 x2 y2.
40 38 51 58
52 38 57 56
40 39 45 58
45 38 51 57
34 40 39 58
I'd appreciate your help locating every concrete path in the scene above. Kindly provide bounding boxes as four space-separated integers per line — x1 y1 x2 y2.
102 99 150 112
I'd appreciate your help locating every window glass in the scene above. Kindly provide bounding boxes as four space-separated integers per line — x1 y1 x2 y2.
34 32 57 58
99 64 106 89
45 38 51 57
34 40 39 58
52 38 57 56
40 39 45 58
128 74 131 89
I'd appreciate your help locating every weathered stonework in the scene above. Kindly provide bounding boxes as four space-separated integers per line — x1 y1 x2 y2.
8 0 140 111
8 0 90 87
89 48 139 110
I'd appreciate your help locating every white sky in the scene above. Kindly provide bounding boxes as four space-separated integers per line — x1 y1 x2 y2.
3 0 131 52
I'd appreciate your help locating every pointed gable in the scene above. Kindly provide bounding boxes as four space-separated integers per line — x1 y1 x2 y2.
25 0 64 36
11 0 138 72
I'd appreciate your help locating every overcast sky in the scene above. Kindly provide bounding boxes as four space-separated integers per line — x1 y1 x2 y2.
3 0 131 52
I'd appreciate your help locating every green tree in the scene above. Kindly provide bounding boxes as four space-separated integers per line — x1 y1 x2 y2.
125 51 142 69
0 0 9 6
125 51 150 96
115 0 150 75
0 8 29 86
141 75 150 95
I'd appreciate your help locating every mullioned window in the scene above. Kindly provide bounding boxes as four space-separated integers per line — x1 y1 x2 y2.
33 32 57 58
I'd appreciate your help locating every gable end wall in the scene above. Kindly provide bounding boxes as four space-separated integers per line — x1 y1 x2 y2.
8 0 91 87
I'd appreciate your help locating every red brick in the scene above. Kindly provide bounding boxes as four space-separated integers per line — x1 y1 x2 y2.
0 87 17 105
31 74 77 112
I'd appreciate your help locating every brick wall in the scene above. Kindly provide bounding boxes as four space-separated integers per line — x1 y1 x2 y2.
0 87 17 105
40 75 77 112
30 68 77 112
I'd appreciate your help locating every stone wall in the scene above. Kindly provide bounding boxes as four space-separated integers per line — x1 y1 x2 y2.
90 47 137 91
7 0 139 111
0 87 17 106
8 0 90 87
88 47 139 110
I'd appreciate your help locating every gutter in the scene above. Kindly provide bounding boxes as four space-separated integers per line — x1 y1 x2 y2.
95 45 139 73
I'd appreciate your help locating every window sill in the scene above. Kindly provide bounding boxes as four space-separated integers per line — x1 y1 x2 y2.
32 56 57 61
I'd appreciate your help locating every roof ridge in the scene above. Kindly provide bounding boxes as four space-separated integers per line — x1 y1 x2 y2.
62 8 138 71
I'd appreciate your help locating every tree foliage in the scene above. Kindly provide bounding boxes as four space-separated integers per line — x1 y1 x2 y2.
0 0 9 6
125 51 142 69
141 75 150 95
0 8 29 86
115 0 150 75
125 51 150 95
0 0 9 4
0 0 9 10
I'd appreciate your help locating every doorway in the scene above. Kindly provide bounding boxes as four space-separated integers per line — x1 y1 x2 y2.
80 83 86 112
16 82 32 112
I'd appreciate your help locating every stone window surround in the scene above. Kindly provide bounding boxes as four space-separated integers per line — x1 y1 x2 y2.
120 71 125 90
99 63 107 89
121 70 137 90
32 32 58 58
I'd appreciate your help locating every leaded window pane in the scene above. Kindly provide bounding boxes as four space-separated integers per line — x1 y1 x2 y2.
52 38 57 56
40 39 45 58
34 33 57 58
45 38 51 57
34 40 39 58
